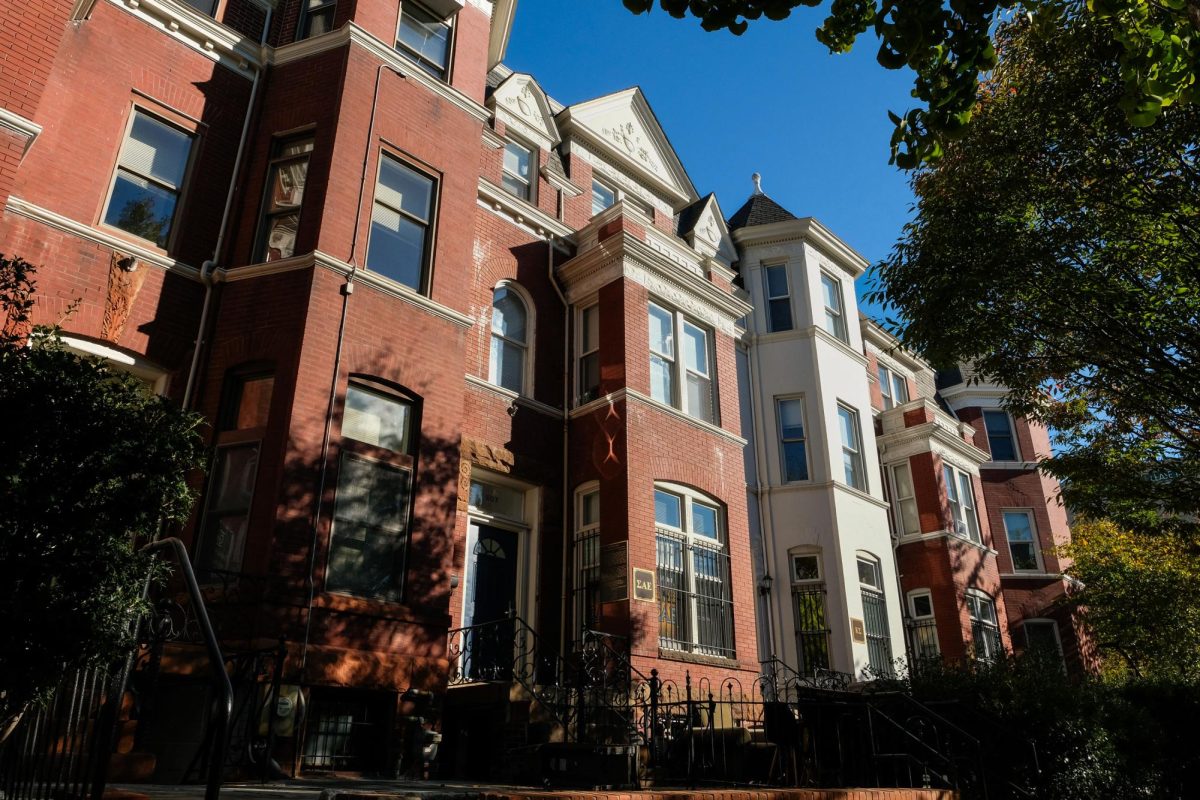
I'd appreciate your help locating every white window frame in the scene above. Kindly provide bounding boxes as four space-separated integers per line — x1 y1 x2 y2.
101 107 196 252
590 174 653 221
819 271 849 343
965 588 1002 662
889 462 920 536
944 463 981 543
654 482 732 657
762 263 794 333
908 589 935 619
776 395 810 484
790 551 822 583
1001 508 1043 572
576 301 600 406
837 403 867 491
906 588 940 661
488 281 533 396
648 300 717 424
500 137 536 203
983 409 1021 462
877 363 911 410
591 177 617 216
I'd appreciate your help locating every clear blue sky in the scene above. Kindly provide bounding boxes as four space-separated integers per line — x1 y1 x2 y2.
503 0 917 320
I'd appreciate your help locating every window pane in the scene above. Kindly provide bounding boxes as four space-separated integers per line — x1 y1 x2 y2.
821 273 842 313
491 286 527 342
984 411 1018 461
892 374 910 404
783 441 809 482
878 366 893 408
377 158 432 221
685 373 713 422
792 555 820 581
182 0 217 15
302 0 335 37
579 353 599 401
501 172 529 200
397 4 450 74
268 157 309 213
343 385 409 452
650 354 673 404
328 455 411 600
838 406 857 450
581 305 599 352
857 557 879 588
367 203 425 289
911 593 933 618
654 490 681 528
779 398 805 440
765 264 788 297
581 490 599 526
468 479 524 521
893 463 914 498
263 212 300 261
648 304 673 357
123 113 192 187
490 336 524 392
682 322 708 376
944 466 960 502
104 171 177 247
503 142 531 180
1003 511 1034 541
591 180 615 215
1025 622 1060 654
767 297 792 332
691 502 718 539
234 375 274 430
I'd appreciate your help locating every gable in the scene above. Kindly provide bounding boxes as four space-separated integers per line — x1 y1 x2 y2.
682 195 738 264
489 73 559 149
559 88 697 205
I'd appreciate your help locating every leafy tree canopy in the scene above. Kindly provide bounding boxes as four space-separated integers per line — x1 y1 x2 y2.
621 0 1197 166
0 256 203 727
867 12 1200 531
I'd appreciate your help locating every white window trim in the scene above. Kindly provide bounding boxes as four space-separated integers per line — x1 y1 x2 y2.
590 174 653 221
983 409 1021 462
775 394 811 485
500 136 536 204
575 299 600 406
1001 507 1044 573
488 280 534 396
876 362 911 411
762 262 794 333
907 589 935 619
856 552 884 591
649 300 718 425
819 271 849 344
837 402 867 492
573 481 601 635
789 549 822 584
965 588 1002 662
1022 618 1064 658
944 463 981 544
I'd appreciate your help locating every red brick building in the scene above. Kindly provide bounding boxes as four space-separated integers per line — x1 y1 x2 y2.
0 0 757 779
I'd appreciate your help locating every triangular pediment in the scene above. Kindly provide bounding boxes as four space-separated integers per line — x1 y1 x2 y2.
682 195 737 264
559 88 697 205
489 73 559 149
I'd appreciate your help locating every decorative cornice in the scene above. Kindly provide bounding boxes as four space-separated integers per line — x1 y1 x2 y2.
217 250 474 328
477 178 575 242
732 217 869 277
271 23 491 123
488 0 517 69
465 374 564 418
877 412 991 473
482 126 506 150
812 325 870 367
557 112 691 207
0 108 42 154
5 195 200 280
541 165 583 197
107 0 262 77
759 479 890 510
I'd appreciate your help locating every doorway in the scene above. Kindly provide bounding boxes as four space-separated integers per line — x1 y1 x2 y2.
462 522 520 680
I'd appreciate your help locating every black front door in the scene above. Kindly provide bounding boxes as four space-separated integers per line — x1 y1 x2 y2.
464 523 519 680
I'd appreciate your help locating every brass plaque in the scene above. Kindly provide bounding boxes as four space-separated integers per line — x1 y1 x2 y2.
850 618 867 644
633 568 655 602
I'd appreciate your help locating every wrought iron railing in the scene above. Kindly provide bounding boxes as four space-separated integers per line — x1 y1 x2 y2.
907 617 942 670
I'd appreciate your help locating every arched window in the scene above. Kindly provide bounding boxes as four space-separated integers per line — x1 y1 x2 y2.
654 482 733 658
489 284 529 394
966 588 1002 662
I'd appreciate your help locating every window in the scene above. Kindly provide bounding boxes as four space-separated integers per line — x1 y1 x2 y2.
648 301 716 424
195 371 274 577
501 140 534 201
573 485 600 638
366 154 435 292
299 0 336 39
983 410 1020 461
1002 510 1041 572
1023 619 1063 661
907 589 940 661
327 384 415 602
591 179 616 216
857 555 893 676
256 135 314 263
396 2 452 79
966 590 1002 662
488 285 529 393
890 463 920 536
655 485 733 658
776 397 809 482
763 264 793 332
791 552 829 674
819 272 848 343
877 364 910 410
104 110 194 248
577 303 600 405
837 404 867 491
944 465 981 543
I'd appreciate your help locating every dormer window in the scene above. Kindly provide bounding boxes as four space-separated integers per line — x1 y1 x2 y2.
397 2 452 79
502 140 534 202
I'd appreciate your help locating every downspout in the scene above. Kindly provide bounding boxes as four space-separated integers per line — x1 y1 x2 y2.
299 63 404 678
181 11 269 409
546 232 571 661
745 332 779 663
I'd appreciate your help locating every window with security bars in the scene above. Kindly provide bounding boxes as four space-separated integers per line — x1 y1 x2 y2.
791 581 830 674
366 154 435 292
104 109 194 248
655 486 733 658
907 590 941 664
967 590 1003 662
573 486 600 638
857 555 893 676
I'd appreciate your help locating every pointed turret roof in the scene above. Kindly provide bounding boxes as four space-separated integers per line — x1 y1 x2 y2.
727 173 799 230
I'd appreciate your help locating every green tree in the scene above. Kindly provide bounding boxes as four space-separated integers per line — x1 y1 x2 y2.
1063 519 1200 681
622 0 1197 166
0 255 203 740
867 13 1200 531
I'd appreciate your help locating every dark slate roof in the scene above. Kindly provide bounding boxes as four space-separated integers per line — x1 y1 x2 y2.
544 148 569 183
727 192 798 230
675 194 712 237
936 367 964 390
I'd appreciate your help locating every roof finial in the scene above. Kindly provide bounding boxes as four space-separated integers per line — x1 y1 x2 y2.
752 172 763 195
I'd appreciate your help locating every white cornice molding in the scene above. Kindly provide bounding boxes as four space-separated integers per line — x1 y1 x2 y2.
465 374 563 418
897 529 999 556
5 195 200 279
541 165 583 197
217 250 474 328
0 108 42 154
107 0 262 77
481 126 506 149
487 0 517 69
477 178 574 242
878 417 990 474
999 571 1065 581
759 479 890 510
271 23 490 123
812 325 870 367
861 317 930 373
733 217 869 277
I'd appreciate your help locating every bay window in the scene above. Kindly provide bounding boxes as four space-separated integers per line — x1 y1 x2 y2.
837 404 866 490
944 464 981 543
396 2 452 79
1002 509 1041 571
983 410 1019 461
104 109 194 248
648 301 715 424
